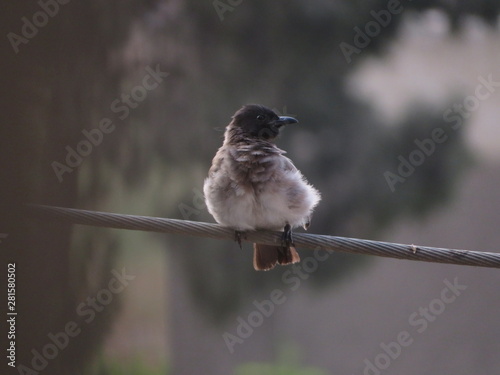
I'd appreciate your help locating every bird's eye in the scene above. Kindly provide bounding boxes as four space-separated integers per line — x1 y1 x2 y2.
256 115 265 121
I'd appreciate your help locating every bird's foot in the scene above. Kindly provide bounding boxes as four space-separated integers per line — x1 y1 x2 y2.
281 224 294 248
234 230 244 249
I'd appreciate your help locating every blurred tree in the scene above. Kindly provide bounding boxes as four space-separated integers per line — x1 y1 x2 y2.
1 1 159 374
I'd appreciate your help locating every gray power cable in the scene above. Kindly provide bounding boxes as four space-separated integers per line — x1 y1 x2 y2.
28 204 500 269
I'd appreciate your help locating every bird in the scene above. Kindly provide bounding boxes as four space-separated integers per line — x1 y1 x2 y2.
203 104 321 270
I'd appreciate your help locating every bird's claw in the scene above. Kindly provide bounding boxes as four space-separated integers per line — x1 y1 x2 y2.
281 224 294 248
235 230 243 249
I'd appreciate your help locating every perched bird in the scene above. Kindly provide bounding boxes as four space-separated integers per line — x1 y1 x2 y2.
203 104 321 270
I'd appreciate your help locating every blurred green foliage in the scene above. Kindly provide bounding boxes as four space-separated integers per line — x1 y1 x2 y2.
235 343 327 375
94 357 169 375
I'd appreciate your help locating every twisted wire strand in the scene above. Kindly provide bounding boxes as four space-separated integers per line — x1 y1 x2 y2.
28 204 500 269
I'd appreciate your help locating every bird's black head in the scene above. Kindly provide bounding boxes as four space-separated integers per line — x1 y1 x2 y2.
229 104 298 141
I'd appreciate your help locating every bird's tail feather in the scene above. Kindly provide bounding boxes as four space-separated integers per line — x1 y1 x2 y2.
253 243 300 271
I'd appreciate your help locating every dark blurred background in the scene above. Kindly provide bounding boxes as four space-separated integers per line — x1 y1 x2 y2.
2 1 500 374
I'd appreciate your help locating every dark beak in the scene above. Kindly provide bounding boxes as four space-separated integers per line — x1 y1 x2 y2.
275 116 298 126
